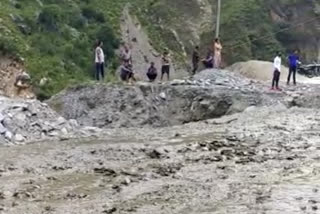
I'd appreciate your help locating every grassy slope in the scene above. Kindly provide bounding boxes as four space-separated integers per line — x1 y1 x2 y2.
0 0 125 99
0 0 318 99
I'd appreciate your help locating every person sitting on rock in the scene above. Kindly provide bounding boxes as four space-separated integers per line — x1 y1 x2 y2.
202 50 214 69
161 51 171 81
120 62 136 84
147 62 157 82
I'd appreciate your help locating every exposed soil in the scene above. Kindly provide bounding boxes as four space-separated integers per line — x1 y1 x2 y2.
1 106 320 213
3 67 320 213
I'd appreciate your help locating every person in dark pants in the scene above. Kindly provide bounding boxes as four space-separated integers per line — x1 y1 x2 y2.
192 46 200 75
161 51 170 81
94 40 105 81
287 50 300 85
120 62 136 84
147 62 157 82
202 50 214 69
271 52 282 90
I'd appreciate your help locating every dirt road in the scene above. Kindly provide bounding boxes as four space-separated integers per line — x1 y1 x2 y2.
1 106 320 214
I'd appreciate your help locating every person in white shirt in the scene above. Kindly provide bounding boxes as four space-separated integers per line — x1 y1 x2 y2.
271 52 282 90
95 41 105 81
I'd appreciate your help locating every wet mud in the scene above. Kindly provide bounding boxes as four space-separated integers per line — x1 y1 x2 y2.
1 107 320 213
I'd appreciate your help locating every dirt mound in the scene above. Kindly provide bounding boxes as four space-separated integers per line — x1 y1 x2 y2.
0 58 35 99
47 77 283 129
227 60 314 83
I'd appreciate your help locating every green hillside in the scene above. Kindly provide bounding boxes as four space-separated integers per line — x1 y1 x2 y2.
0 0 125 99
1 0 319 99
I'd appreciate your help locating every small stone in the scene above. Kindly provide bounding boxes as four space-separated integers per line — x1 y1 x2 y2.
124 177 131 185
159 92 166 100
0 124 7 134
56 117 66 125
61 128 68 135
170 79 185 86
14 134 25 142
68 119 79 128
174 133 181 137
5 131 13 140
300 206 307 211
0 113 4 122
103 207 117 214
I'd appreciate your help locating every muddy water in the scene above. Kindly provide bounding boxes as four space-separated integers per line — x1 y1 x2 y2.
1 107 320 214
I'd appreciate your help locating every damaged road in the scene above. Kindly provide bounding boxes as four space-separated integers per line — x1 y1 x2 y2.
1 106 320 213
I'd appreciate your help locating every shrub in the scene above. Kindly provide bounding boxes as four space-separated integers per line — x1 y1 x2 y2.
81 7 105 23
38 4 63 32
95 24 120 59
0 37 19 56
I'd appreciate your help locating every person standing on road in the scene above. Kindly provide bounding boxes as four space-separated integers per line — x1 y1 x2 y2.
95 40 105 81
192 46 200 75
287 50 300 85
213 38 223 68
161 51 171 81
271 52 282 91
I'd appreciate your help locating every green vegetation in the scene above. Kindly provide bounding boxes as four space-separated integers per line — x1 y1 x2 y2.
0 0 124 99
0 0 318 99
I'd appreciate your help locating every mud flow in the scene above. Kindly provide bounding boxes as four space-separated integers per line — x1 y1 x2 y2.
0 107 320 214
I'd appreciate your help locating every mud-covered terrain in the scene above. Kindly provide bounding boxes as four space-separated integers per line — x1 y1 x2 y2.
1 106 320 213
2 69 320 213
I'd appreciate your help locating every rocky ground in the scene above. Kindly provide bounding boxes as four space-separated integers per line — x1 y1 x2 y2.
2 68 320 213
0 97 103 145
1 106 320 213
48 69 320 129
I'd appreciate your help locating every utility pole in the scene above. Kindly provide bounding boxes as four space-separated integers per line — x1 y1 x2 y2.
215 0 221 38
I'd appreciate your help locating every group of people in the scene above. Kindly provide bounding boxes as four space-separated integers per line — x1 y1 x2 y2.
192 38 223 75
94 40 172 83
118 49 172 83
94 38 223 83
271 50 300 90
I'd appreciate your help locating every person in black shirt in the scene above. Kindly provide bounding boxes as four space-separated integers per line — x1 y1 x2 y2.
161 51 170 81
147 62 157 82
202 50 213 68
